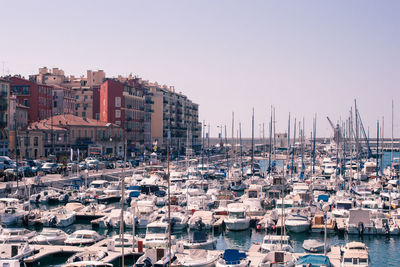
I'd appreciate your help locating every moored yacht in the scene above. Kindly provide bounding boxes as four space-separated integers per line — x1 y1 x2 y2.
143 221 170 248
64 230 104 246
341 242 370 266
216 249 250 267
31 228 68 245
0 228 36 243
285 213 310 233
260 235 293 253
224 203 250 231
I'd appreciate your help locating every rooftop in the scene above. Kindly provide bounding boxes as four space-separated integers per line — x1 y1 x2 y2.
28 114 119 130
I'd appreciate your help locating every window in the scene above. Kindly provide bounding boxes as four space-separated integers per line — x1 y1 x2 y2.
115 110 121 118
72 130 74 138
115 97 121 107
34 137 38 146
116 121 121 125
82 112 86 118
24 99 29 107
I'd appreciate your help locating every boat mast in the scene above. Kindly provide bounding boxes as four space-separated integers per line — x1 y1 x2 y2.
231 112 234 174
167 135 172 267
392 100 394 178
312 115 317 175
381 116 384 175
239 123 243 178
287 113 291 175
225 125 229 179
290 118 296 178
376 120 379 180
268 106 272 174
281 155 285 249
251 108 255 174
273 107 276 164
301 118 305 178
120 131 127 267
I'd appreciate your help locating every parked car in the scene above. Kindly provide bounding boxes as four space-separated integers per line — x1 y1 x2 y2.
78 162 88 170
87 160 105 170
41 163 59 174
116 160 124 168
67 162 79 172
129 160 139 167
0 156 15 170
104 161 115 169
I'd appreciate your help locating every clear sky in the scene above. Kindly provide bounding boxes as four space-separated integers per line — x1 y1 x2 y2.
1 0 399 138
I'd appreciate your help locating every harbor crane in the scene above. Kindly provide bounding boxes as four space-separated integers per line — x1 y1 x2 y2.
326 116 341 143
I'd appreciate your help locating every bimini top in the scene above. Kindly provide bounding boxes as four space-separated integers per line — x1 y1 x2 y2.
296 255 331 267
227 203 248 212
223 249 247 265
344 241 368 250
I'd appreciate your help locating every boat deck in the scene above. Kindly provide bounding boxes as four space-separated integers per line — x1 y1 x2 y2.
24 238 143 264
247 244 342 267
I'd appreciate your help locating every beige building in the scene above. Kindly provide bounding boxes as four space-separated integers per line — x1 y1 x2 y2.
20 114 123 159
144 81 200 152
73 86 94 119
30 68 104 120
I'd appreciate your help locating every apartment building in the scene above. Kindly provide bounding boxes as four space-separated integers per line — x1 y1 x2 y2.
146 82 200 153
100 79 148 155
10 76 53 123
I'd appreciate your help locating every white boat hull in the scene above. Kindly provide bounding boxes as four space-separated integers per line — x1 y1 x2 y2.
215 259 250 267
224 219 250 231
286 223 309 233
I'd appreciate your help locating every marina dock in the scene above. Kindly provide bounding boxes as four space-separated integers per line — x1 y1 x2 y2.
24 238 143 265
24 240 344 267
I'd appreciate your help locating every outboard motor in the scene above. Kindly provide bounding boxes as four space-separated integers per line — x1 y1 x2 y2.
195 218 204 230
358 222 364 235
143 257 152 267
50 216 57 226
106 219 112 229
384 222 390 235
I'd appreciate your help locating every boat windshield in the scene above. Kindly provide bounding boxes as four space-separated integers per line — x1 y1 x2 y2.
91 183 106 188
41 231 58 236
276 203 292 209
229 211 245 219
362 203 378 209
337 202 352 210
248 191 258 198
147 226 167 234
264 239 287 244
